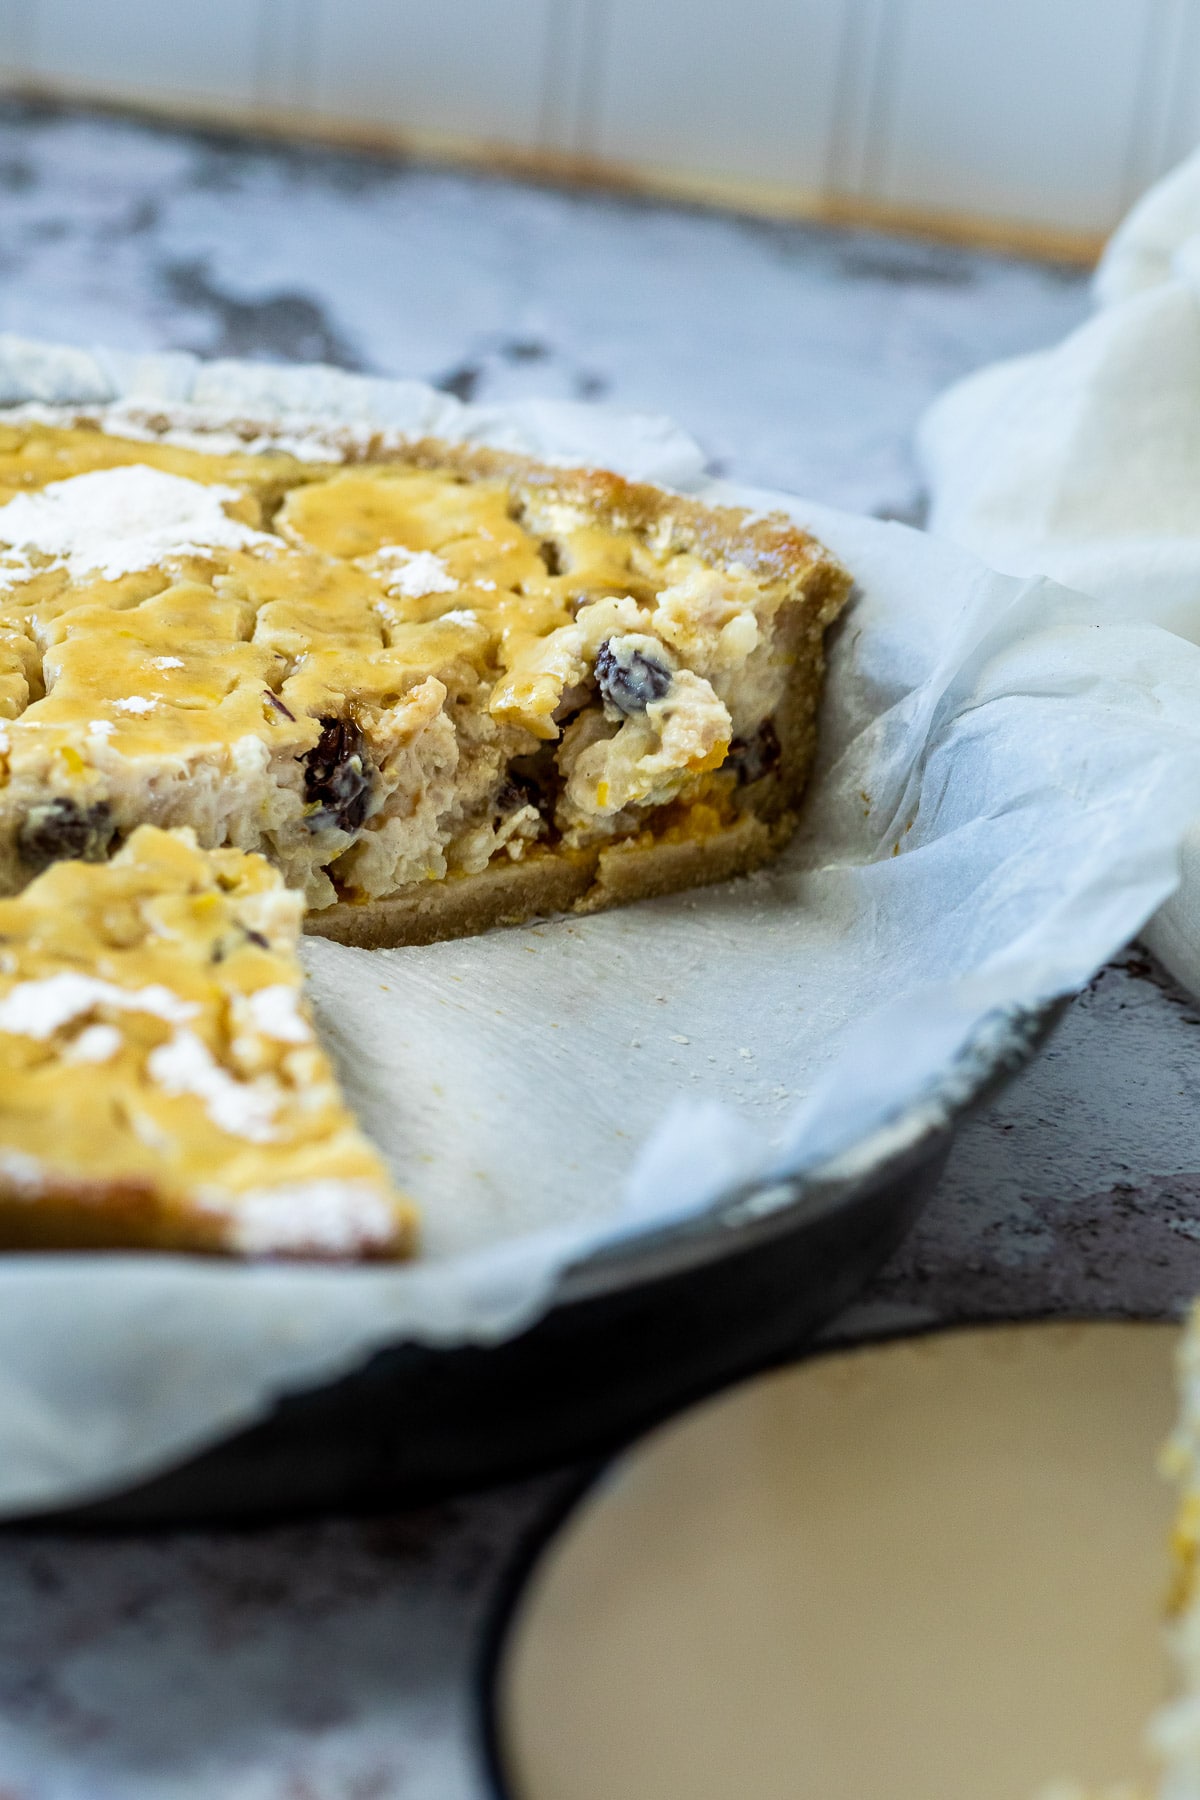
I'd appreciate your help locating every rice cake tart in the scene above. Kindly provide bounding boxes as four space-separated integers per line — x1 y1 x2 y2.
0 412 851 943
0 823 413 1257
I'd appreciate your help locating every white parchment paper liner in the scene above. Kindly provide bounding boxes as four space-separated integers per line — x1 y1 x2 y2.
1 335 1199 1516
918 147 1200 997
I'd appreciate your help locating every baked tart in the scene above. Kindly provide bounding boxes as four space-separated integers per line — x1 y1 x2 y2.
0 824 413 1257
0 412 851 945
0 398 850 1256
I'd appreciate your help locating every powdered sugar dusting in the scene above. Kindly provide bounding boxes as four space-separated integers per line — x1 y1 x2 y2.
147 1029 279 1142
0 465 269 587
218 1180 401 1256
0 1148 44 1191
113 695 156 714
0 973 198 1039
0 552 33 585
374 545 457 598
1 402 362 463
243 984 311 1044
65 1023 122 1064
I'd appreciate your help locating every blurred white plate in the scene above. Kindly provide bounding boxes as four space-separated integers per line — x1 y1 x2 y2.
494 1322 1177 1800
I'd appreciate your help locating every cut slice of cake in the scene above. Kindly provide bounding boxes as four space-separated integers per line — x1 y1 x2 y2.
0 823 413 1257
0 413 851 944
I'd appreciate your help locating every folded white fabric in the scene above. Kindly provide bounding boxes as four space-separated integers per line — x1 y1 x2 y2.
919 147 1200 994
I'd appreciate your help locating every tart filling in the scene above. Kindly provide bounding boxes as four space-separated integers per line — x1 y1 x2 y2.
0 824 413 1256
0 415 851 939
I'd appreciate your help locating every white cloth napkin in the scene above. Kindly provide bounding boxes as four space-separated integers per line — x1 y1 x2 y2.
919 146 1200 993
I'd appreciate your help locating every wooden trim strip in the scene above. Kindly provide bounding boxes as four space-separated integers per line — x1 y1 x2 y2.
0 78 1105 266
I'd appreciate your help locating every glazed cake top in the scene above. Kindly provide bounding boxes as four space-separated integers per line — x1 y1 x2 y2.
0 416 834 769
0 823 412 1256
0 416 849 915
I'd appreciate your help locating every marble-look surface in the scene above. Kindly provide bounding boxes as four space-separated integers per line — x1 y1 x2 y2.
0 100 1192 1800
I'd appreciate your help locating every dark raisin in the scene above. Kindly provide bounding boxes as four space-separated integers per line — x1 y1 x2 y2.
495 770 544 817
726 720 782 786
594 639 672 715
18 798 116 872
538 539 565 577
498 748 558 823
302 716 373 833
243 927 270 949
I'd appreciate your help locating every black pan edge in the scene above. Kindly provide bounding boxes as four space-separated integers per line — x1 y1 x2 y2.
9 1001 1065 1526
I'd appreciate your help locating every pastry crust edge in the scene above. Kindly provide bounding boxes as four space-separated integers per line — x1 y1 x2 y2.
0 1169 419 1258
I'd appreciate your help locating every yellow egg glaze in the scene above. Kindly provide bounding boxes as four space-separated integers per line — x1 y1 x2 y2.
0 824 412 1256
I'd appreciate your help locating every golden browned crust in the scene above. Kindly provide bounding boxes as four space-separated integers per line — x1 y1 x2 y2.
65 403 852 653
374 436 848 593
311 813 780 948
103 404 850 595
0 1174 417 1256
0 1173 221 1252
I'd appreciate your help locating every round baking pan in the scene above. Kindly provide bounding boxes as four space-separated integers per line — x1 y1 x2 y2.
23 1003 1061 1527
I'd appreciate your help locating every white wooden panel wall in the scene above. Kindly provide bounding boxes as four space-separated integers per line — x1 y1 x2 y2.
586 0 845 192
20 0 267 109
305 0 554 147
1127 0 1200 197
0 0 1196 244
863 0 1156 231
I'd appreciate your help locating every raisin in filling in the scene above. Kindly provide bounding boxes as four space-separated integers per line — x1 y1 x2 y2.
303 717 373 834
493 753 557 842
726 719 782 786
495 769 544 818
17 798 116 872
594 639 672 715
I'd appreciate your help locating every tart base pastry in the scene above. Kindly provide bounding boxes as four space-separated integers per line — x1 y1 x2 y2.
0 413 850 945
0 824 413 1258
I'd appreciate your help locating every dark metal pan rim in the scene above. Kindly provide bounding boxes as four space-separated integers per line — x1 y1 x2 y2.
552 996 1062 1308
13 999 1064 1526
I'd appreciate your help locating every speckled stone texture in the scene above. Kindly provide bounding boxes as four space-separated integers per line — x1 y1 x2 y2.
832 950 1200 1340
0 98 1190 1800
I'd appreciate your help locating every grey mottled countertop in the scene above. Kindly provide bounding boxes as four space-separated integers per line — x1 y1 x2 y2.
1 100 1194 1800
